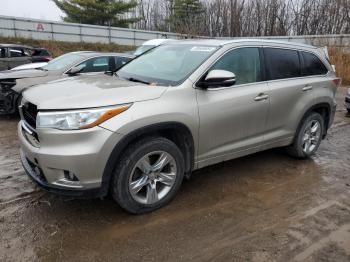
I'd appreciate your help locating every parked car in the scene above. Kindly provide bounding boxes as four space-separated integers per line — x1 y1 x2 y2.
31 48 52 63
133 38 176 56
18 39 339 214
346 88 350 113
0 44 52 71
11 62 48 71
0 51 134 114
0 44 32 71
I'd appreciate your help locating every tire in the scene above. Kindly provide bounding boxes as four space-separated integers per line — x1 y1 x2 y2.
111 137 185 214
287 112 324 159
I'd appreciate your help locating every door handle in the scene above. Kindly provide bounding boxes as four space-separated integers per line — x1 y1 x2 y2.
302 85 313 91
254 93 269 101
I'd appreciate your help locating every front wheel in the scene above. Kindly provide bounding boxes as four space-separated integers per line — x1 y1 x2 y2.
287 112 324 159
111 137 185 214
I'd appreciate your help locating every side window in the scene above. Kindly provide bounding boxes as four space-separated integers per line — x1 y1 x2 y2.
264 48 300 80
78 56 109 73
115 56 131 70
9 48 25 58
301 51 328 76
210 47 261 85
0 48 6 58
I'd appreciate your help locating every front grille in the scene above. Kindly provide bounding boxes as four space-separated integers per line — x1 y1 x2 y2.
22 102 38 128
26 157 47 183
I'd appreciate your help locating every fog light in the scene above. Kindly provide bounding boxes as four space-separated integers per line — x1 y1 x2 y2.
64 170 79 181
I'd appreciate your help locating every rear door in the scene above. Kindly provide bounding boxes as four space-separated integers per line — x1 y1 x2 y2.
8 47 32 69
263 47 314 144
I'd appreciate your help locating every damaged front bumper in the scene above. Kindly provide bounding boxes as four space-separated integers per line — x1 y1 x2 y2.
0 79 20 114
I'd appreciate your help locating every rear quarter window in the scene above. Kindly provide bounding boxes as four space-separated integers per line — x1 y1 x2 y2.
264 48 301 80
301 51 328 76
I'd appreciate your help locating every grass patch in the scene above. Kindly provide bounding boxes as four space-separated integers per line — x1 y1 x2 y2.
329 47 350 85
0 36 134 57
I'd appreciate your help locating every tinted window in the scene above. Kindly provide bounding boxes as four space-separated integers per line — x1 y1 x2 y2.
115 56 131 70
211 47 261 85
264 48 300 80
301 51 328 76
0 48 5 58
78 56 109 73
32 49 50 56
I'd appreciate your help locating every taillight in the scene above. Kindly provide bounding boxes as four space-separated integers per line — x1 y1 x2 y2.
332 78 341 88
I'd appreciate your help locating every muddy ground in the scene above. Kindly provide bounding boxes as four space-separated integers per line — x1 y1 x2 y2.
0 87 349 262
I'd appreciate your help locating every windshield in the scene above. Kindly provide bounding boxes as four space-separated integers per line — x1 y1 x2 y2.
133 45 156 56
41 53 83 71
119 44 218 86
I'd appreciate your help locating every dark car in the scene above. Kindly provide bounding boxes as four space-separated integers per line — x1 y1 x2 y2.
31 48 52 63
0 51 134 114
345 88 350 113
0 44 52 71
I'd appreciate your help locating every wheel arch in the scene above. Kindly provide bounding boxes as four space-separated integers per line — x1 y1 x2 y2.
99 122 195 196
297 102 332 139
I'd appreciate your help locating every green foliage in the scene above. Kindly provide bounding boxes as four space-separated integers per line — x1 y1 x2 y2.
170 0 204 34
52 0 140 27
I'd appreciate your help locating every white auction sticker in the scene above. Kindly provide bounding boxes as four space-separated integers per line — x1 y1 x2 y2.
190 46 216 52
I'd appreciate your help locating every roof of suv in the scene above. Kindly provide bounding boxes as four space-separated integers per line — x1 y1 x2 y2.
0 43 33 48
166 38 318 49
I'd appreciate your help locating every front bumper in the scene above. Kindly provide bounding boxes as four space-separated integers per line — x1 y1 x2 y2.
18 121 123 197
20 149 101 198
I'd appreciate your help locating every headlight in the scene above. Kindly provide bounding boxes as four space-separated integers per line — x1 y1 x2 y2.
36 104 131 130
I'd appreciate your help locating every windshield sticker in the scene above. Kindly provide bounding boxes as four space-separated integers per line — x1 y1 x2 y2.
190 46 216 52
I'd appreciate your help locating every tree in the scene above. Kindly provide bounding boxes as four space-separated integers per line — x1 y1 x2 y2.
53 0 140 28
170 0 204 35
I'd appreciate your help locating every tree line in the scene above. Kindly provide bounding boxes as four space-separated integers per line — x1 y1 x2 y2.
54 0 350 37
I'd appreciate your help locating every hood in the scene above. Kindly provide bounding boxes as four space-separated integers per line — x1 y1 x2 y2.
23 74 168 110
0 69 48 80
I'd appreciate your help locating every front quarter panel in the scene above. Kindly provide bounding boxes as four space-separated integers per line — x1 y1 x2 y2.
99 81 199 157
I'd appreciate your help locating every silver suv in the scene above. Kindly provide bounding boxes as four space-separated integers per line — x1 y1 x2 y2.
18 40 339 214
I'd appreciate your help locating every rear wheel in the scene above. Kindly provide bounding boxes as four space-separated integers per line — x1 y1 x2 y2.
287 112 324 159
111 137 185 214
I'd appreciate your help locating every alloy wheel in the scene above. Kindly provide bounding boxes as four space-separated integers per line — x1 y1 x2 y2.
128 151 177 205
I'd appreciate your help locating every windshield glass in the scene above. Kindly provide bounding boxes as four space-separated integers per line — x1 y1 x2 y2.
119 44 218 86
133 45 155 56
42 53 83 71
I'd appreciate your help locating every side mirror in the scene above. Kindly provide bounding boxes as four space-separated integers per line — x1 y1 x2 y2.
198 70 236 88
67 65 85 75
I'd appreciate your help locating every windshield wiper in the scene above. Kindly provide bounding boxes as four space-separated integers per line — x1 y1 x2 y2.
126 77 150 85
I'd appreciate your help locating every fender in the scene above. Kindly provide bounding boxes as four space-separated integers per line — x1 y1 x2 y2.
99 122 195 197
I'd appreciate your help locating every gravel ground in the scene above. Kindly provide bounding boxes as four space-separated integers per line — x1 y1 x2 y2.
0 87 349 262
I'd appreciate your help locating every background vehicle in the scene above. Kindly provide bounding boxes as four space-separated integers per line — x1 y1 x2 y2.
18 40 339 214
0 44 32 71
0 45 52 71
31 48 52 63
0 51 134 114
11 62 48 71
133 38 176 56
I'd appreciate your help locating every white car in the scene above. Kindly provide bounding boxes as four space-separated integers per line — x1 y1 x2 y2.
133 38 176 56
11 62 48 70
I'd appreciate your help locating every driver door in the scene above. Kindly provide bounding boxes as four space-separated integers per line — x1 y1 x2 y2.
196 47 269 167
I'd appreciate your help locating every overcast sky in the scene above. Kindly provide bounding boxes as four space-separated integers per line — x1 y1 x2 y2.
1 0 64 21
